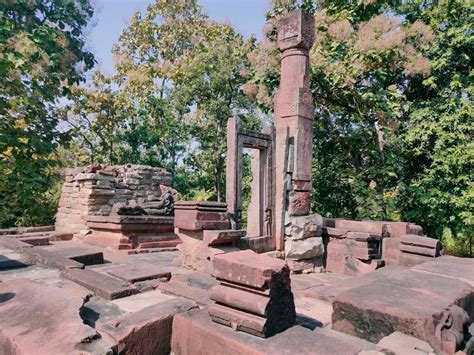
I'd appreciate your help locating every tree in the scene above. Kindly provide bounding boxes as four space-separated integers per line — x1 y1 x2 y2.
112 0 259 200
251 0 472 254
0 0 95 227
394 1 473 255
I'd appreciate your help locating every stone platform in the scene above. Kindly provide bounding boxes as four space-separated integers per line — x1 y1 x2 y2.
83 215 181 251
0 236 472 354
172 308 363 355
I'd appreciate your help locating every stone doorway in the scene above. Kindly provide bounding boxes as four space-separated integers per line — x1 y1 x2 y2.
226 117 275 252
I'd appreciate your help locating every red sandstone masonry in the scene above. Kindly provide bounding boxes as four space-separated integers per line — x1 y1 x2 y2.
212 250 288 289
98 298 197 355
22 247 84 270
61 268 138 300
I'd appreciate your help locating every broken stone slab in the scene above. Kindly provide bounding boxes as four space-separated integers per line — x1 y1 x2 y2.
212 250 289 289
105 262 171 283
37 243 104 266
22 247 85 270
285 213 323 240
98 298 197 355
0 237 33 251
159 271 218 306
0 278 99 354
0 252 34 269
81 296 127 328
304 265 408 303
202 229 246 246
172 308 363 355
331 268 473 347
61 268 139 300
411 255 474 287
17 235 50 246
376 331 434 354
285 236 324 260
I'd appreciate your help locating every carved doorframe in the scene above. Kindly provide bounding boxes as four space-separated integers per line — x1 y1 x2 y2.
226 117 275 243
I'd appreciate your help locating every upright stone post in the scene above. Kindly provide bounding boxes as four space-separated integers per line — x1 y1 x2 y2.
274 10 315 250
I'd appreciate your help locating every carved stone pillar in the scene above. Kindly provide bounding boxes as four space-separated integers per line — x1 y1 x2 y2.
274 10 315 250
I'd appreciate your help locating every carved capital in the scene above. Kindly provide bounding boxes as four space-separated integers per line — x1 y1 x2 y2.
277 10 315 52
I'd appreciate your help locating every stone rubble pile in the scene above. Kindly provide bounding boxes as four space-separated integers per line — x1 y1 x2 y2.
55 164 172 235
284 214 324 273
209 250 296 338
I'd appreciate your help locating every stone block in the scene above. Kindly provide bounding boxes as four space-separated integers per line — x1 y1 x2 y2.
286 257 323 273
174 208 230 231
0 279 107 354
172 308 362 355
98 298 197 355
61 268 139 300
285 236 324 260
331 268 473 347
210 250 296 338
285 213 323 240
277 9 315 51
287 190 310 216
106 262 171 283
212 250 288 289
411 255 474 287
203 229 246 246
0 237 34 251
159 272 218 306
38 244 104 266
22 247 85 270
210 284 273 317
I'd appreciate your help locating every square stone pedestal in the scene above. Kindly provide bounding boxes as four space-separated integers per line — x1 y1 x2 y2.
83 215 180 251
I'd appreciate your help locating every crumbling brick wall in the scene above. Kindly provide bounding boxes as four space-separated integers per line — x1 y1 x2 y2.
55 165 172 234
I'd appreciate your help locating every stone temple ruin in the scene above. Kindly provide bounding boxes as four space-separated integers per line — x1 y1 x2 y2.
0 10 472 355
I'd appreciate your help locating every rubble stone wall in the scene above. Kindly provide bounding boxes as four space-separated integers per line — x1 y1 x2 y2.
55 165 172 234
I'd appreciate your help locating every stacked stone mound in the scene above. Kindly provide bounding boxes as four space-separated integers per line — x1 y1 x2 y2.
284 214 324 273
321 218 440 275
209 250 296 338
325 230 383 275
173 201 245 272
56 164 172 235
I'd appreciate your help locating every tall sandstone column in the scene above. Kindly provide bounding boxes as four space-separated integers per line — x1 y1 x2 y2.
274 10 315 250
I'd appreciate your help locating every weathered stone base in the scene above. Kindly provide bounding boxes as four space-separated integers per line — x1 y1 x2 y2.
332 265 473 352
172 308 363 355
83 215 180 251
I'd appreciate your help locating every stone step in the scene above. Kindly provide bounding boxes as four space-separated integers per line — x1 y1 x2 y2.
18 235 50 246
105 262 171 283
97 298 197 355
61 268 138 300
159 272 217 306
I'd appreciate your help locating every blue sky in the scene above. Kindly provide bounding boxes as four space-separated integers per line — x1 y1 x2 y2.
88 0 270 74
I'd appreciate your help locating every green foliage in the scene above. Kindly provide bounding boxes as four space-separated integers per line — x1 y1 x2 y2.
256 0 473 255
0 0 95 227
